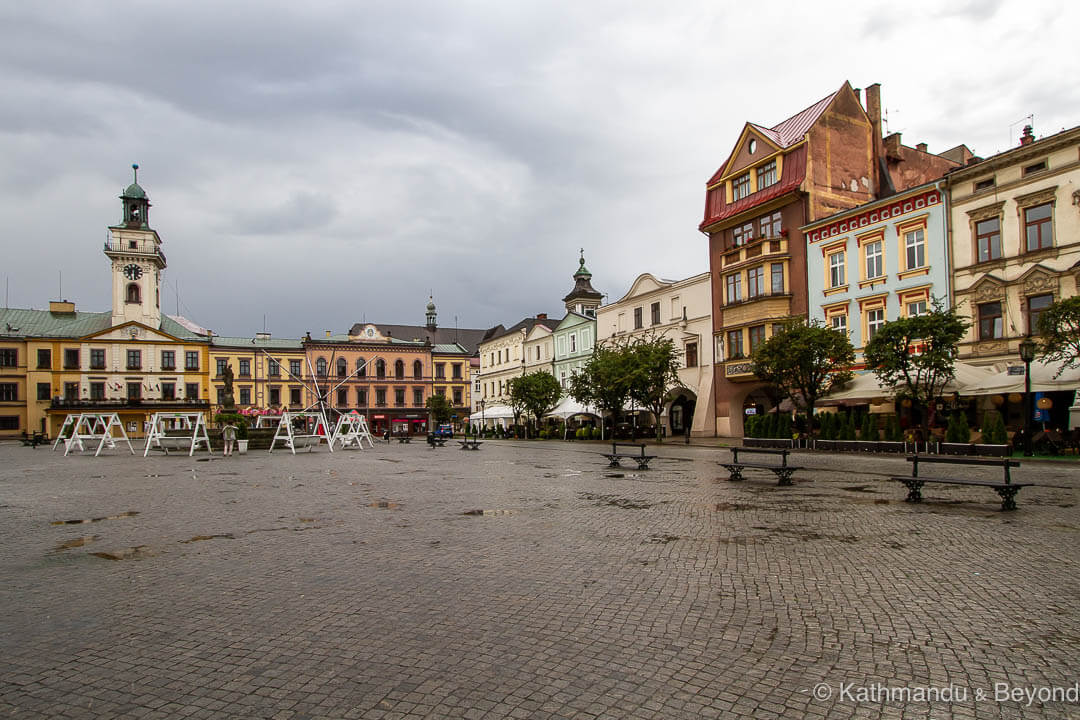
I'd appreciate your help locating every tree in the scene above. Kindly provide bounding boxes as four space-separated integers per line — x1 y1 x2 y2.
508 371 563 433
863 303 969 437
1037 296 1080 377
568 342 634 441
625 334 683 442
749 320 855 437
426 394 453 425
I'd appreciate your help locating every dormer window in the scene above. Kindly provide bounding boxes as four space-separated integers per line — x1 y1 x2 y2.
732 173 751 201
757 160 777 190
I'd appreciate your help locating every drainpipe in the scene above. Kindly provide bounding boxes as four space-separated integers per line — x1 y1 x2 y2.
936 178 951 309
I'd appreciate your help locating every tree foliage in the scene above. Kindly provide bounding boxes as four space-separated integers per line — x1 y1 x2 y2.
508 371 563 431
425 393 454 424
1037 296 1080 377
568 342 634 440
749 320 855 437
625 334 683 442
862 302 969 435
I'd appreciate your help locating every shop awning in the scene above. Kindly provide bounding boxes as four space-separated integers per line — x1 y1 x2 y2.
966 359 1080 395
544 396 601 419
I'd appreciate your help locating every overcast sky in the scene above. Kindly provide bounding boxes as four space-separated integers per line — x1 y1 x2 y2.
1 1 1076 338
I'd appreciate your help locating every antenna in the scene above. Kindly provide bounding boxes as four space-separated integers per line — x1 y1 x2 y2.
263 314 267 333
4 276 8 308
58 271 62 301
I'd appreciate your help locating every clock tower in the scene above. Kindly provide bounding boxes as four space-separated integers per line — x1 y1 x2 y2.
105 164 166 328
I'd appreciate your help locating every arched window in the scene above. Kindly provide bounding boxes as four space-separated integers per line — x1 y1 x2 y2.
376 359 386 379
394 360 405 379
357 357 366 377
126 283 141 304
316 358 327 376
337 357 347 377
413 360 423 379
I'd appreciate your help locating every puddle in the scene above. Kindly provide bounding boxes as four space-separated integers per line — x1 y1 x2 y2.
842 485 876 493
52 535 99 552
51 511 139 526
714 502 756 511
367 502 400 510
179 534 235 543
647 534 680 544
91 545 154 561
462 509 517 516
605 473 625 479
580 493 654 510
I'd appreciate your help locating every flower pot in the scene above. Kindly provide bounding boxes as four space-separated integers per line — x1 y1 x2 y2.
237 439 248 455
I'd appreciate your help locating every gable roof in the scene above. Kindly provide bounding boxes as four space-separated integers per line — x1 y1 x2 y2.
346 322 493 355
481 316 559 345
0 308 111 339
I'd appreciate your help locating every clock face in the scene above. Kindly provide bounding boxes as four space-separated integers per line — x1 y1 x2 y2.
123 264 143 280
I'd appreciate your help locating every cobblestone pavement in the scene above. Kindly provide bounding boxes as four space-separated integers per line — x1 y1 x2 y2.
1 439 1078 719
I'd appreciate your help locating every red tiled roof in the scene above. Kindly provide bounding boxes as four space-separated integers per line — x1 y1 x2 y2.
700 145 807 230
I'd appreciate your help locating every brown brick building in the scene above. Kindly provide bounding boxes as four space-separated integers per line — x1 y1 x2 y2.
699 81 964 436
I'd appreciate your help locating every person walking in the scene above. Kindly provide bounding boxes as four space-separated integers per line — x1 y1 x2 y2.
221 421 238 457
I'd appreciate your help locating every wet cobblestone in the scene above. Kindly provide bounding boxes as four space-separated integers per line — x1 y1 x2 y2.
0 440 1077 718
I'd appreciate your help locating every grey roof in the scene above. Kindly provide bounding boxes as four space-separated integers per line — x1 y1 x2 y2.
432 343 470 354
482 316 559 345
0 307 210 342
346 322 495 355
211 335 304 350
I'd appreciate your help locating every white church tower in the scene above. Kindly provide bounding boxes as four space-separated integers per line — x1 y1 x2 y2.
105 164 166 329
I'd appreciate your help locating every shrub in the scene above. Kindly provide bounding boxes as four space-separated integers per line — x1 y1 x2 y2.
945 412 971 443
981 411 1007 445
861 413 878 441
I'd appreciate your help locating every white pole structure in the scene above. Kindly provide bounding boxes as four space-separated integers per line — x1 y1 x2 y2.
143 412 213 457
52 413 81 451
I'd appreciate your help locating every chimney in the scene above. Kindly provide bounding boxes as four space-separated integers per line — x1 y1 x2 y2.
536 313 547 320
325 330 331 338
853 87 861 104
884 133 903 161
255 332 271 341
916 142 928 153
1020 125 1035 146
865 83 884 194
49 300 75 314
865 83 882 139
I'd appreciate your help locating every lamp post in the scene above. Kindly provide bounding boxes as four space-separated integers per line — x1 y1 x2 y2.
480 399 486 436
1018 335 1036 457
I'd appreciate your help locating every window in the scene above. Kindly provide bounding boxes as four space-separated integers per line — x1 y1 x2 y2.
158 350 173 370
216 358 228 376
0 416 17 430
127 349 141 370
748 325 766 353
633 307 643 329
1028 294 1053 334
974 177 996 192
64 382 79 401
161 383 175 401
866 309 885 341
978 302 1003 340
829 251 846 288
0 383 17 401
651 302 661 325
64 348 80 369
435 363 445 379
239 388 251 405
1023 160 1047 176
90 382 105 401
758 211 782 240
37 349 50 369
770 264 785 294
413 360 423 380
756 161 777 191
0 349 17 367
685 342 698 368
37 383 50 400
337 358 347 377
357 358 366 377
727 330 744 359
337 388 348 406
267 359 280 377
452 363 462 380
904 228 926 269
126 283 141 304
394 360 404 379
239 359 250 377
357 388 367 406
184 351 199 371
290 387 302 405
865 240 883 279
453 388 463 405
732 222 755 246
570 334 576 353
830 314 847 334
732 172 751 201
725 273 742 304
907 300 927 317
747 266 765 298
127 382 142 400
290 360 302 377
1024 203 1053 251
970 216 1002 263
185 383 199 400
269 387 280 406
414 388 424 406
376 360 386 379
316 358 327 376
394 388 405 406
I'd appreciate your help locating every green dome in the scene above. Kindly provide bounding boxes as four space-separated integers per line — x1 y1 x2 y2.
426 298 436 312
122 182 146 199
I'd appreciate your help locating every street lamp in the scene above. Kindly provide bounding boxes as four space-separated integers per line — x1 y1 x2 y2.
480 399 486 436
1018 335 1037 457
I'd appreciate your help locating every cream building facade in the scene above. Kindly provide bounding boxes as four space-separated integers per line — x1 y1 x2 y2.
596 272 715 437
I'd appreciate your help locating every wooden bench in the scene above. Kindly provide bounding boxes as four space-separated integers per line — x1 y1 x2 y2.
396 435 412 444
426 434 447 448
602 442 656 470
890 455 1031 511
720 447 803 486
20 431 46 448
458 439 483 450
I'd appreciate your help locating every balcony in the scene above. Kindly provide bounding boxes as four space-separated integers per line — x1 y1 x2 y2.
104 238 166 264
50 398 210 410
722 236 787 268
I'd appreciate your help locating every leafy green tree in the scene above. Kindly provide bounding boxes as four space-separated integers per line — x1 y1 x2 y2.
1037 296 1080 377
426 394 453 425
750 320 855 437
508 371 563 434
568 342 635 441
863 302 969 438
624 334 683 442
